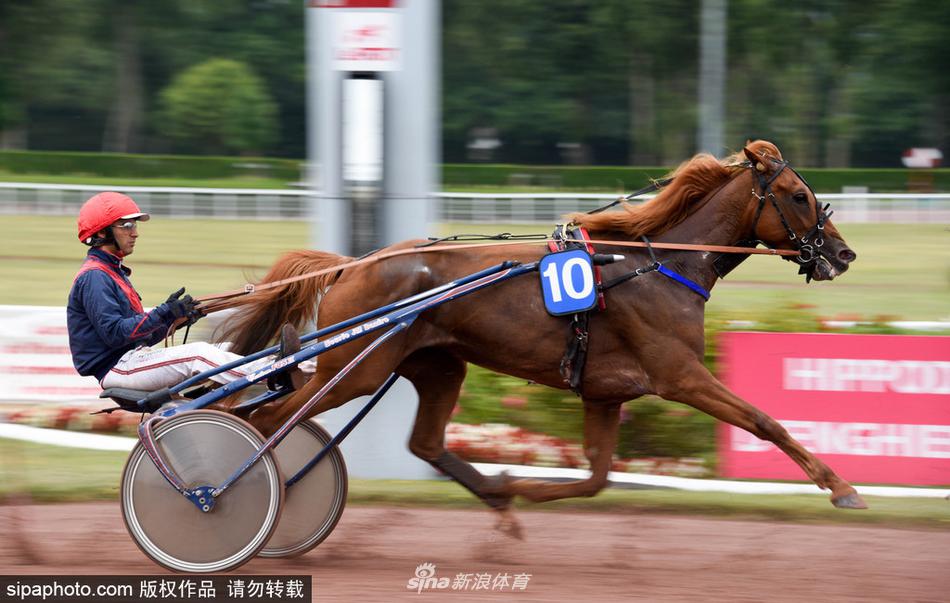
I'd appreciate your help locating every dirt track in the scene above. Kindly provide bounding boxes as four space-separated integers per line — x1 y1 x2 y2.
0 502 946 602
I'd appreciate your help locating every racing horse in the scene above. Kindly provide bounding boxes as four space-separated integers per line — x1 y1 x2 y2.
214 140 866 523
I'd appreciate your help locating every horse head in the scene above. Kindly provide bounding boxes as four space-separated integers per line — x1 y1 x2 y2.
740 142 856 282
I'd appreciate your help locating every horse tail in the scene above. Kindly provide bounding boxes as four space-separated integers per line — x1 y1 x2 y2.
214 249 352 355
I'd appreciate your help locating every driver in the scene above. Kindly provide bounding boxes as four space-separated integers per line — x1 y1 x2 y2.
67 191 302 393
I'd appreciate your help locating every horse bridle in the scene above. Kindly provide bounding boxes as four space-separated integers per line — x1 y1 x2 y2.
746 157 834 271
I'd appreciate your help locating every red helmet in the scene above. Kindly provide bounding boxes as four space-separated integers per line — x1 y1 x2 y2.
77 192 150 244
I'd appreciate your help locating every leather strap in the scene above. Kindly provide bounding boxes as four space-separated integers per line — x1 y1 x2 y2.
196 239 799 313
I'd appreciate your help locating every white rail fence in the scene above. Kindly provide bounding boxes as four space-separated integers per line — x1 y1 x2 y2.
0 183 309 221
438 192 950 224
1 182 948 224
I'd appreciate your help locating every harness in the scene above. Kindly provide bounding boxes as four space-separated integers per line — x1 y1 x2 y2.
548 224 709 395
714 159 834 281
546 226 598 392
75 256 144 313
552 157 830 395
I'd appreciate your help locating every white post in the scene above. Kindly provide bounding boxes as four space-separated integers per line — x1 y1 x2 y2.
305 0 439 479
698 0 727 157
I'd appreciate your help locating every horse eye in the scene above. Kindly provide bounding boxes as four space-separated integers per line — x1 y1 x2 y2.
792 192 808 204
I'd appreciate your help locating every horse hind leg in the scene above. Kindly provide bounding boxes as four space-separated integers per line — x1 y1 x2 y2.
399 351 517 521
498 400 622 504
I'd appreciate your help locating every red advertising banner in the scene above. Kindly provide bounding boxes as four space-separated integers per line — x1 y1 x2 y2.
719 332 950 486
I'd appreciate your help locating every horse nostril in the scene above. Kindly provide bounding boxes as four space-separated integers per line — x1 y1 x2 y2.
838 248 856 263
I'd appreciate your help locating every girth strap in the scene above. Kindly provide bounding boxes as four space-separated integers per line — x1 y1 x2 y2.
550 230 711 396
560 313 589 394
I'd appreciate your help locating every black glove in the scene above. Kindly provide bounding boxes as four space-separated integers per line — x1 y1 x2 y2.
164 287 202 322
165 287 185 305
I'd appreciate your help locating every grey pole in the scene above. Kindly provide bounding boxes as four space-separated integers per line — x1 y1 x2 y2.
307 5 346 254
304 0 439 480
382 0 439 245
698 0 727 157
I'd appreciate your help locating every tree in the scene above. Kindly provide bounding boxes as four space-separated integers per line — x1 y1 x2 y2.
149 0 306 156
3 0 946 165
847 0 950 165
592 0 699 165
159 58 278 155
0 0 103 148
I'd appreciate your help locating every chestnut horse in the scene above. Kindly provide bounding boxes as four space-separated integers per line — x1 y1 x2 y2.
215 140 866 524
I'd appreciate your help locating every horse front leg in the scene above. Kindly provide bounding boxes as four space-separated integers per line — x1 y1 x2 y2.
499 400 622 503
659 361 867 509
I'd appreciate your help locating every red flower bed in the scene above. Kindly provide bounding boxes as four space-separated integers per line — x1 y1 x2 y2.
0 403 142 436
446 422 710 476
446 423 588 468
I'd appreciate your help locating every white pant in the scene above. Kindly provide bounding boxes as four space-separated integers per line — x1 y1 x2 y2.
100 342 274 392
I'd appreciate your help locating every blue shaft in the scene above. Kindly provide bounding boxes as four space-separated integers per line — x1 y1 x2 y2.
286 372 399 488
159 261 531 417
169 260 517 393
214 321 412 496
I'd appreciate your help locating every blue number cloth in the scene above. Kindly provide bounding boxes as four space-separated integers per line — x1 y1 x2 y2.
539 249 598 316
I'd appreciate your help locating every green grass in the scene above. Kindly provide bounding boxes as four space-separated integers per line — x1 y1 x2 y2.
441 184 625 193
705 222 950 321
0 439 127 502
2 216 946 319
0 171 293 189
3 151 948 192
2 439 946 528
350 479 950 529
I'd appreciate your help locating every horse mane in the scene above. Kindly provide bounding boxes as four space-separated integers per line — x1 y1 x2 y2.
214 249 350 355
569 140 783 237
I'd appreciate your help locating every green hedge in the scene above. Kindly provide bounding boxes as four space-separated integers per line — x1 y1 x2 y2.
443 164 950 193
0 150 302 182
2 150 947 192
442 164 671 191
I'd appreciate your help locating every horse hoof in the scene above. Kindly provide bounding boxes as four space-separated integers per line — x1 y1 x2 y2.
481 472 514 510
494 509 524 540
831 491 868 509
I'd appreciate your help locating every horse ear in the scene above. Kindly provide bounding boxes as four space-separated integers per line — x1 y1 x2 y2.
743 146 768 173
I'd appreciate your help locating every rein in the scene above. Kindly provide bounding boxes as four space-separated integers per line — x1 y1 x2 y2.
194 162 828 314
584 177 674 214
195 238 798 313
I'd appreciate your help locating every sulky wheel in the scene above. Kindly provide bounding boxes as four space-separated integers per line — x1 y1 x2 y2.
120 410 283 573
259 419 347 558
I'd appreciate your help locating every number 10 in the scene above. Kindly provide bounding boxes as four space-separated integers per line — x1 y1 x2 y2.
542 257 594 302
